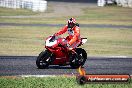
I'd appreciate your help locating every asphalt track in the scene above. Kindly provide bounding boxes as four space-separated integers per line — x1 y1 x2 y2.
0 23 132 29
0 56 132 76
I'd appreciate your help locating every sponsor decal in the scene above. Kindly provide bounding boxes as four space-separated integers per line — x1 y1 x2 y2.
76 66 131 85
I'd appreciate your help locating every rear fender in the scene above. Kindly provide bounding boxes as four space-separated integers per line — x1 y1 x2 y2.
81 38 87 44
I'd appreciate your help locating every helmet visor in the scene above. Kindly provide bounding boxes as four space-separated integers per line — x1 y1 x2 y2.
68 23 74 28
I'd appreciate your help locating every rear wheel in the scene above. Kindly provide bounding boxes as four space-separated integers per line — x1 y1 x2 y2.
70 48 87 69
36 50 54 69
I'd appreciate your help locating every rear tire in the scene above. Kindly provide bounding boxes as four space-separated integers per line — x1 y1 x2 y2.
36 50 54 69
70 48 87 69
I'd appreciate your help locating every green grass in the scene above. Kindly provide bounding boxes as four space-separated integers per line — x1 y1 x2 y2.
0 26 57 56
0 7 37 16
78 6 132 26
0 6 132 26
0 26 132 56
0 77 131 88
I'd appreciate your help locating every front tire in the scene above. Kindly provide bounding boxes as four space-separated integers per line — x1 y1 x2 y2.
36 50 54 69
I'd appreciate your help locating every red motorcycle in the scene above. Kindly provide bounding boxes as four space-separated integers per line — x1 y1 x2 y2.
36 35 87 69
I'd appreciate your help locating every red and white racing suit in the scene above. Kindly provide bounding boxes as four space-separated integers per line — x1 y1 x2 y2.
55 25 81 48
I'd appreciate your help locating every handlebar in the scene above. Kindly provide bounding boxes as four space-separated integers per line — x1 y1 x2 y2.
49 35 56 42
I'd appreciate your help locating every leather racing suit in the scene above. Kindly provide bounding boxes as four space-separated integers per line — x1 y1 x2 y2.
55 24 81 48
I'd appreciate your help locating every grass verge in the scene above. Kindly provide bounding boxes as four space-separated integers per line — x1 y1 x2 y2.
0 26 132 56
0 6 132 26
0 77 131 88
0 7 37 16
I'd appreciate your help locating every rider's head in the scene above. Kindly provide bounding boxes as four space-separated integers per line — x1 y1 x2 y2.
67 18 76 28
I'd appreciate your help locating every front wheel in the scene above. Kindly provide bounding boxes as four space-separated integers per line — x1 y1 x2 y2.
36 50 54 69
70 48 87 69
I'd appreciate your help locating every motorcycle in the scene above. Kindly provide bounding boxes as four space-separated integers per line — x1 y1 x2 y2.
36 35 87 69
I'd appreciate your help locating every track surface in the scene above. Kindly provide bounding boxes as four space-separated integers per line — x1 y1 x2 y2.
0 23 132 29
0 56 132 76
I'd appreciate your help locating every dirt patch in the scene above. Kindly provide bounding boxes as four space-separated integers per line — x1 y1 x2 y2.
0 1 97 18
0 76 19 79
39 1 97 17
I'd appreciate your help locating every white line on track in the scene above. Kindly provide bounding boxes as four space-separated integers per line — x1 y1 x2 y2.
18 74 132 78
88 56 132 58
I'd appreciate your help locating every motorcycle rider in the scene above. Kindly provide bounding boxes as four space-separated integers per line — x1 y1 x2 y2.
54 18 81 49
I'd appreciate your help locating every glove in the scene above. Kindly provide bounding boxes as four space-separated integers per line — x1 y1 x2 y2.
66 43 70 47
64 43 70 50
63 42 73 50
54 33 59 36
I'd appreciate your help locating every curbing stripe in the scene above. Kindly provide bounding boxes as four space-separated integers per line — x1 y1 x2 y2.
88 56 132 59
0 75 132 78
19 74 132 78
